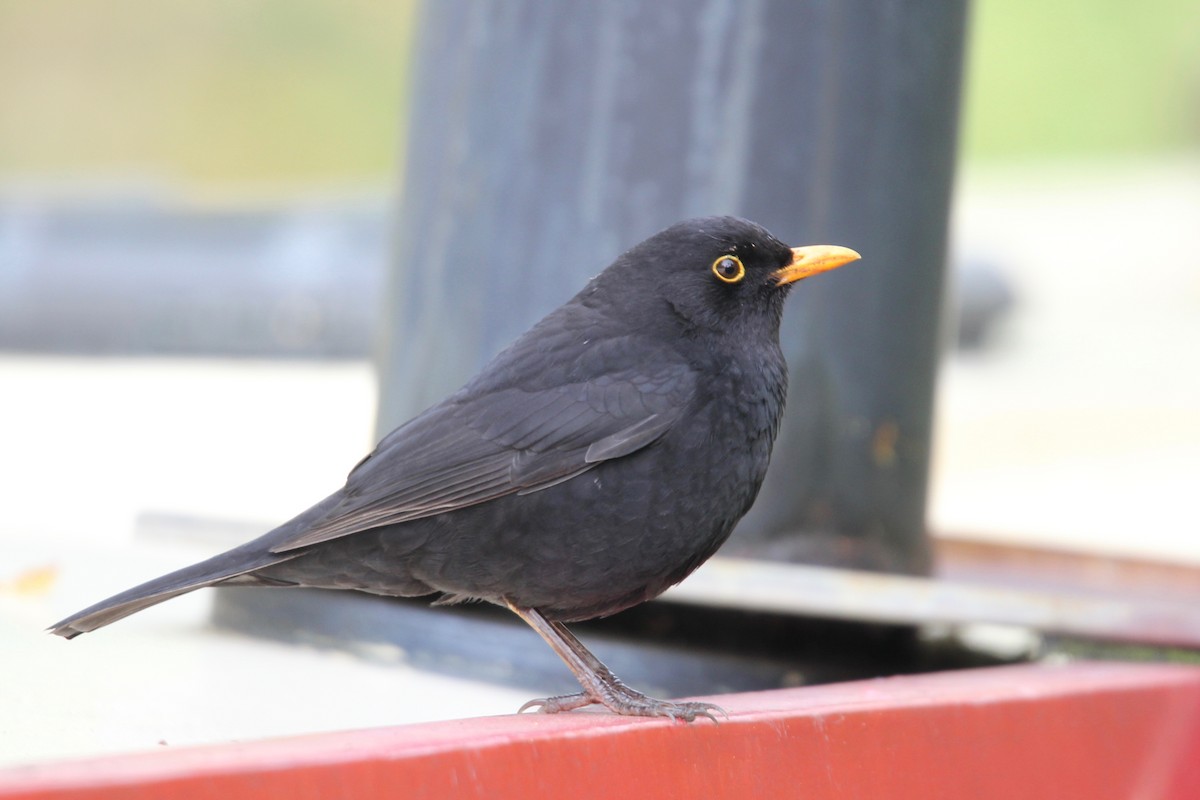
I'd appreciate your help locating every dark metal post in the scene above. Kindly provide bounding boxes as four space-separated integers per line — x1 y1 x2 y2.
378 0 967 575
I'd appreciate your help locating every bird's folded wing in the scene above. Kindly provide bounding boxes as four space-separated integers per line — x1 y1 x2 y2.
269 364 694 553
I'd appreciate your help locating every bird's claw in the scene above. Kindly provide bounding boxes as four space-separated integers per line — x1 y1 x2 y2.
518 692 598 715
519 687 726 723
670 701 728 724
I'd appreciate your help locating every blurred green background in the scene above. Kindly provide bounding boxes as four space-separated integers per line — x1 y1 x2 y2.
1 0 1196 187
0 0 416 186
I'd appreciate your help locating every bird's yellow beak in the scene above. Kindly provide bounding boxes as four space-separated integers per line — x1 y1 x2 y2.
773 245 861 285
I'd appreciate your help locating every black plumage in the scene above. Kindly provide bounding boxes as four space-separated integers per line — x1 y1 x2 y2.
50 216 859 721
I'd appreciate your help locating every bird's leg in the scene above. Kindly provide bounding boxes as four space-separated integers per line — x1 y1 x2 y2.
506 602 725 723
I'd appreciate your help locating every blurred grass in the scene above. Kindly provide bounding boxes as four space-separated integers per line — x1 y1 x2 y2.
0 1 1196 186
963 0 1200 159
0 0 416 185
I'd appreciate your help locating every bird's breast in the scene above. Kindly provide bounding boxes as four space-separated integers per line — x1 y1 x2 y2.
387 344 790 621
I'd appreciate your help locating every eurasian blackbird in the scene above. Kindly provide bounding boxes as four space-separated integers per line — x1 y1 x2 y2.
50 216 859 722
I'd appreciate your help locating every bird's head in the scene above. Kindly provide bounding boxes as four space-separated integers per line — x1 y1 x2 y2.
595 216 860 340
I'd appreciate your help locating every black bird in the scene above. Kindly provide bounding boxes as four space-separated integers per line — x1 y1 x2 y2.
50 216 859 722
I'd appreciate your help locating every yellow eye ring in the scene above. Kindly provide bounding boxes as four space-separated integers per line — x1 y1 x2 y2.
711 255 745 284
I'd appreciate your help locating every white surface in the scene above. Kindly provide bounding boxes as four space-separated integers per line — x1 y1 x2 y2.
2 540 532 768
933 157 1200 562
0 357 376 545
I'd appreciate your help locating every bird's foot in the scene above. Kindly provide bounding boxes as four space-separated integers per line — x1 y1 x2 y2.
519 683 726 723
506 605 726 723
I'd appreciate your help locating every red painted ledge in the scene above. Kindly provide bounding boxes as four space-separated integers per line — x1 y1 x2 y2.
3 662 1199 800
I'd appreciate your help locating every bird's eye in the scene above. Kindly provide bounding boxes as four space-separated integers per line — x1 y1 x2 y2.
711 255 745 284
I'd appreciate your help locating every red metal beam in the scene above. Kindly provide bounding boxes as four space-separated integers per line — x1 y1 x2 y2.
3 663 1198 800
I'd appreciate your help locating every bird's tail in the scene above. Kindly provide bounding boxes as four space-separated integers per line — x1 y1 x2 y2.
47 544 299 639
48 492 341 639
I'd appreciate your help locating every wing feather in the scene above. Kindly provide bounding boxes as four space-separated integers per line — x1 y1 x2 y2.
269 344 695 553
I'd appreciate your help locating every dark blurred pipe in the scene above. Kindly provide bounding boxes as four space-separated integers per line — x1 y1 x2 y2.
0 193 386 358
377 0 968 575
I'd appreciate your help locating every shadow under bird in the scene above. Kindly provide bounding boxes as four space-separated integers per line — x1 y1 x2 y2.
50 216 860 722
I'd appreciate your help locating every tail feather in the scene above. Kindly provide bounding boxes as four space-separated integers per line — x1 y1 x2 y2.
48 545 299 639
49 491 344 639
